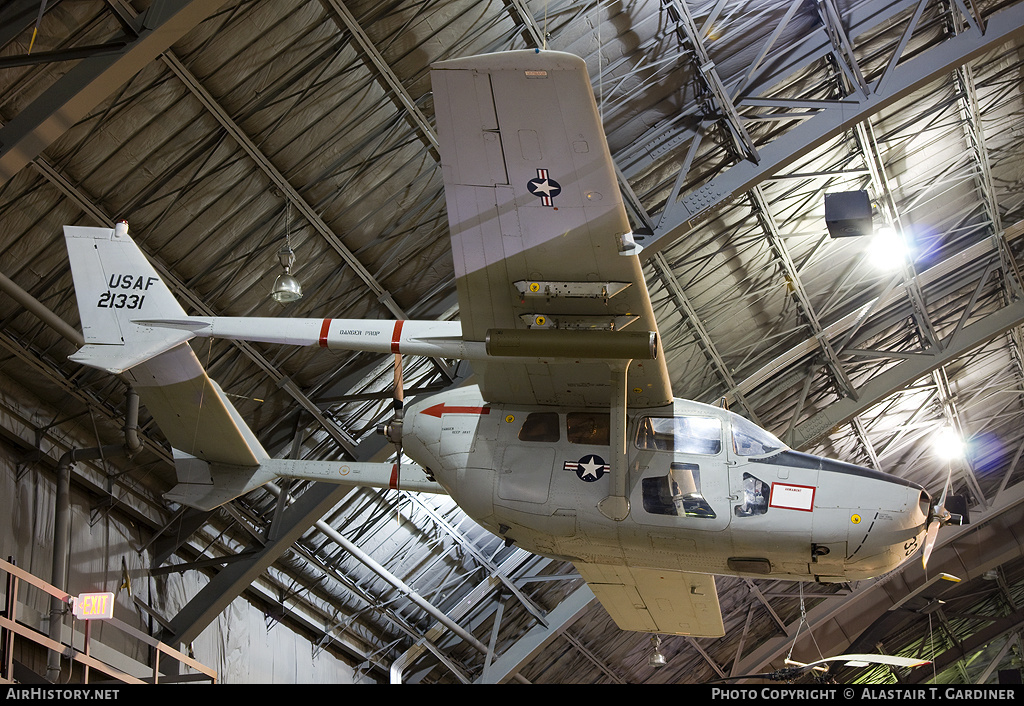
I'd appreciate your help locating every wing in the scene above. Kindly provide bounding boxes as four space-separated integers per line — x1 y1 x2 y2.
575 562 725 637
431 50 672 408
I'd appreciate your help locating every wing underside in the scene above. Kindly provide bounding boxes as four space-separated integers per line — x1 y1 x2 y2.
431 50 672 408
575 562 726 637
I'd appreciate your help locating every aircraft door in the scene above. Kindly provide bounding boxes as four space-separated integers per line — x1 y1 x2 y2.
497 411 559 506
632 415 731 531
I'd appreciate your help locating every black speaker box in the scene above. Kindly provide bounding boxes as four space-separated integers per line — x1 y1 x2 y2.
825 190 873 237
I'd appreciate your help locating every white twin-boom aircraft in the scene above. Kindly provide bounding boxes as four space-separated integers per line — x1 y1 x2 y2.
62 50 964 638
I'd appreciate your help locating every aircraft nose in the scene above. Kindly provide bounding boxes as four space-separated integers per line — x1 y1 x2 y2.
758 450 929 577
842 479 931 577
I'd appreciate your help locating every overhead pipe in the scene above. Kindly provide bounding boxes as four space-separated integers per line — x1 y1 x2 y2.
46 387 143 682
0 271 84 347
0 268 147 680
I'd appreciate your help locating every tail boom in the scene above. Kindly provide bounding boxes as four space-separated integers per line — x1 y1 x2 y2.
166 456 443 511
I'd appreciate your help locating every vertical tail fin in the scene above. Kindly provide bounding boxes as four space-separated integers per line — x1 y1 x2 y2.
64 222 194 372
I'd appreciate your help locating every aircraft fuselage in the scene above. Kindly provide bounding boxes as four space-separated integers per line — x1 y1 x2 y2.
403 386 930 583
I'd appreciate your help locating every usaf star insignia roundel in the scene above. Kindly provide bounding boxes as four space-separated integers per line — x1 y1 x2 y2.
527 168 561 206
564 455 609 482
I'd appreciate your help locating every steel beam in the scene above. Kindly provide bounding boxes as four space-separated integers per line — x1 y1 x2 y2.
635 0 1024 258
651 251 762 423
793 297 1024 450
0 0 229 185
320 0 439 157
475 584 596 684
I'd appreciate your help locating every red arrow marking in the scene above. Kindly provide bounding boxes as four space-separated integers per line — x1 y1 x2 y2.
421 403 490 418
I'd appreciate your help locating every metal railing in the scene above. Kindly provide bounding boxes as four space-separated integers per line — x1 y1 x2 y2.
1 558 216 684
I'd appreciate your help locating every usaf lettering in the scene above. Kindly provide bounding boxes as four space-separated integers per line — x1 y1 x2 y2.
96 273 158 309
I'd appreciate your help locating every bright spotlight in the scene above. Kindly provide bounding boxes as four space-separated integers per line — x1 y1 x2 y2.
934 427 964 460
868 226 908 270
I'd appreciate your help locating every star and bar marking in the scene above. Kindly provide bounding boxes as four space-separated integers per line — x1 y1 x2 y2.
527 168 561 206
564 454 608 482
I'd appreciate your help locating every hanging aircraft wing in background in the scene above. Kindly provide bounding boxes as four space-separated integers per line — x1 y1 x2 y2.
575 562 726 637
430 50 673 409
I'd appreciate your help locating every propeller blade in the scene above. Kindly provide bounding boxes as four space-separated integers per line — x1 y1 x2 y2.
938 463 952 508
391 352 405 524
922 518 940 569
28 0 47 54
921 460 957 569
803 653 931 669
393 352 404 414
392 353 405 458
374 352 407 472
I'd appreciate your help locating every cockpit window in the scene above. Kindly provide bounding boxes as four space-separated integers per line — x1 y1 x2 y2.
642 462 716 518
567 412 610 446
518 412 559 442
635 416 722 455
731 414 785 456
734 472 770 517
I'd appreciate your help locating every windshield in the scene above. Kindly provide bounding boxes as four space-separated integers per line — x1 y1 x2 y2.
730 414 785 456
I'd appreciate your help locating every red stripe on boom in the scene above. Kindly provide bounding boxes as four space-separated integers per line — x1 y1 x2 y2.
319 319 332 348
392 320 405 353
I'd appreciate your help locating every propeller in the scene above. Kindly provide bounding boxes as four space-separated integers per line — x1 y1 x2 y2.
376 354 405 454
376 352 406 521
709 654 931 683
921 464 970 569
28 0 47 54
922 477 951 569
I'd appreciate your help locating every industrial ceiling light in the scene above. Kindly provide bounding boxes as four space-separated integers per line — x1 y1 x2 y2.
271 244 303 303
648 635 667 668
271 205 303 303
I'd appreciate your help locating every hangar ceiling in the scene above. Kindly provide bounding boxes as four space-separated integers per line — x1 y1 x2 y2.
2 0 1024 684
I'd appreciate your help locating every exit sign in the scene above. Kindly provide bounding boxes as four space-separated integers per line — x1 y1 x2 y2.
72 592 115 621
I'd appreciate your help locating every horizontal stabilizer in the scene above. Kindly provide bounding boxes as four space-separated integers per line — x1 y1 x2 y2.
65 223 270 470
166 449 277 511
69 337 193 375
64 222 448 513
574 562 725 637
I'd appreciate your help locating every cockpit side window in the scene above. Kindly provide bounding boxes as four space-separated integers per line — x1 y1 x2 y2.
635 416 722 455
734 472 770 517
567 412 610 446
518 412 559 442
642 462 716 518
